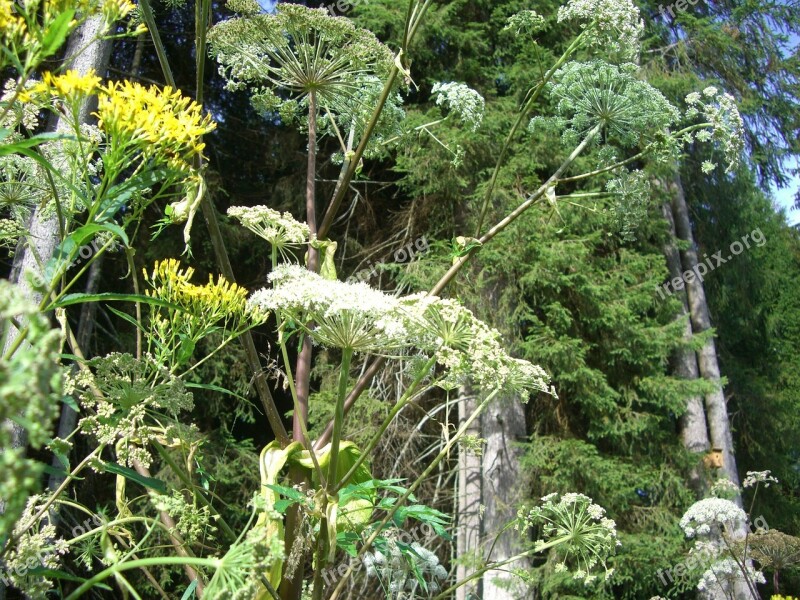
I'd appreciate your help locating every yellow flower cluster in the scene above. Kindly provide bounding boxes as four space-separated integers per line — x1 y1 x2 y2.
2 0 137 57
96 81 215 171
144 259 265 328
22 69 101 104
0 0 26 42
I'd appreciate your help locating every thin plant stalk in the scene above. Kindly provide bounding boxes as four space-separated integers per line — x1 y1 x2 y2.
473 28 589 236
327 388 501 600
333 354 439 492
294 90 319 443
326 346 354 488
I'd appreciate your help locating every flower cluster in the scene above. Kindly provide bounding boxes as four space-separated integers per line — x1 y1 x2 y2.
0 280 64 534
96 81 215 172
606 169 651 241
2 497 69 599
747 529 800 572
249 267 550 393
538 60 680 150
143 259 267 366
363 540 448 594
710 477 741 499
250 264 407 352
1 0 140 70
209 3 394 118
517 492 619 584
431 82 485 131
150 490 213 544
1 78 41 132
75 353 196 468
685 87 745 173
203 524 286 600
504 10 547 35
742 470 779 489
400 294 551 394
557 0 644 60
696 558 765 594
679 498 747 538
22 69 101 106
227 205 310 260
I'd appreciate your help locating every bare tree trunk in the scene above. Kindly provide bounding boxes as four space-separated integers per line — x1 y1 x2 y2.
456 389 482 600
667 175 743 497
480 394 530 600
661 201 711 495
0 16 111 600
666 175 755 600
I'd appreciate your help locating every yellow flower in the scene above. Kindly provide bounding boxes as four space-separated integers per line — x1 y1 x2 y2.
96 81 215 170
101 0 135 23
22 69 101 103
144 259 266 329
0 0 26 41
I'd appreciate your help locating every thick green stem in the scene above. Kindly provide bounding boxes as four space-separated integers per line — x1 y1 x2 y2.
328 388 500 600
474 29 588 236
334 354 438 492
64 557 216 600
431 123 601 296
326 347 353 489
294 91 319 443
317 0 434 238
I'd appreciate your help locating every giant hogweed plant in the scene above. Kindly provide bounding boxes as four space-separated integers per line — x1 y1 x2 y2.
0 0 746 599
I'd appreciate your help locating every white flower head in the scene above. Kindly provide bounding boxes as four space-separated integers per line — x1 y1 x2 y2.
431 82 485 131
520 492 618 584
679 498 746 538
696 558 765 593
709 477 740 499
557 0 644 60
684 89 744 173
742 470 779 489
228 205 310 260
249 264 408 352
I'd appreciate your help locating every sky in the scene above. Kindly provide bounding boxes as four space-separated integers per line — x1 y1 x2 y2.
773 174 800 226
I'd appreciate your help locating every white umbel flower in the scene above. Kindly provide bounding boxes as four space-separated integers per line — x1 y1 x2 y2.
557 0 644 60
679 498 747 538
249 264 408 352
431 82 485 131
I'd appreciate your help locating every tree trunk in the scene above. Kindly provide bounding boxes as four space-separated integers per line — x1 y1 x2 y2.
668 175 743 497
660 201 711 495
666 175 755 600
479 394 531 600
0 16 111 600
456 389 482 600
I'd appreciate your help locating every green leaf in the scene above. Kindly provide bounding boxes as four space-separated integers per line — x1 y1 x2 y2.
96 167 173 222
103 462 167 494
265 484 307 503
0 132 72 156
107 305 145 332
40 9 75 57
177 334 196 364
61 394 79 411
336 532 360 557
52 292 182 311
181 579 199 600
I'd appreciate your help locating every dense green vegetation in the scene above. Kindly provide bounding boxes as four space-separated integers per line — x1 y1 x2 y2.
0 0 798 599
